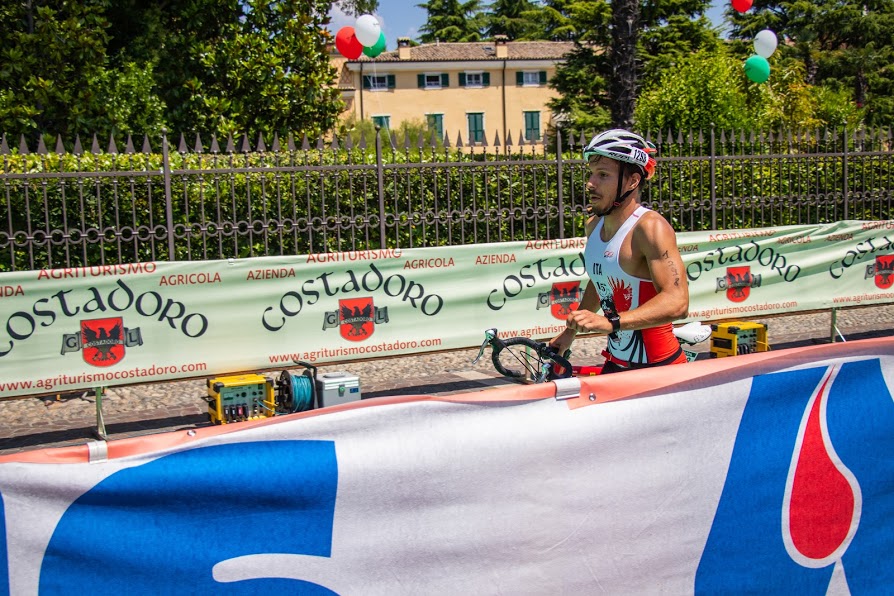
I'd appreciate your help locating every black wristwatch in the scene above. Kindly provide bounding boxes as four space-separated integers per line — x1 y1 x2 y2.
605 312 621 340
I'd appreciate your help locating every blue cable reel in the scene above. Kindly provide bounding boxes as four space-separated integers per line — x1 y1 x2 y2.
275 360 318 414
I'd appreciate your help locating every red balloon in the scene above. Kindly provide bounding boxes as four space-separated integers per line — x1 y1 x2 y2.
732 0 753 12
335 26 363 59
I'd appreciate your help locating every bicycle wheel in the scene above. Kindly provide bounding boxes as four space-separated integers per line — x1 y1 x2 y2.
492 337 570 382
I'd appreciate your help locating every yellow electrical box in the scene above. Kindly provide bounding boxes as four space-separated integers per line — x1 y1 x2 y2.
710 322 770 358
206 374 275 424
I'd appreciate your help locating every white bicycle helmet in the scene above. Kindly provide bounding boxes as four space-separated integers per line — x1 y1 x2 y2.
583 129 657 180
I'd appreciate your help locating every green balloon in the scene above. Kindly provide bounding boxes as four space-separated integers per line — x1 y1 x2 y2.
744 55 771 83
362 31 387 58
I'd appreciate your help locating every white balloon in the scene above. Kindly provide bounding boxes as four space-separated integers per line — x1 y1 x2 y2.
754 29 778 58
354 14 382 47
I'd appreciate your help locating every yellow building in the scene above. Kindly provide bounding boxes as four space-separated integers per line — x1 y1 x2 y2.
336 37 576 145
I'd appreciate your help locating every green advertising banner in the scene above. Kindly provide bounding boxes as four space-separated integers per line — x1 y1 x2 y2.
1 220 892 398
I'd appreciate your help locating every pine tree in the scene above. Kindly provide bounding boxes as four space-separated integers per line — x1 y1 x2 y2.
519 0 580 41
484 0 536 40
418 0 484 43
538 0 718 132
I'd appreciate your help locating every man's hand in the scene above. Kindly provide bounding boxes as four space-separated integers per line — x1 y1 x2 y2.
566 308 612 334
549 327 578 355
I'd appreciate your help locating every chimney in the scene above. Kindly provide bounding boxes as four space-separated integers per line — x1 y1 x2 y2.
398 37 412 60
495 35 508 59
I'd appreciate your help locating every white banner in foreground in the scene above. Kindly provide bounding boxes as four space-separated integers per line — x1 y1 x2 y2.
0 338 892 593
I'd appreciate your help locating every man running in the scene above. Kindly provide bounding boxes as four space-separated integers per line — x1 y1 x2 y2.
550 129 689 374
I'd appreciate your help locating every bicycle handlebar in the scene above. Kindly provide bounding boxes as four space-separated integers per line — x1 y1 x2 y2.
473 328 573 383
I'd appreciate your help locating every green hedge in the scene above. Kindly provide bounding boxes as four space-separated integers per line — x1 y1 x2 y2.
1 131 891 271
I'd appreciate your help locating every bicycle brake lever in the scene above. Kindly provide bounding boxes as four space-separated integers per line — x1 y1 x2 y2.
471 328 498 364
471 340 488 364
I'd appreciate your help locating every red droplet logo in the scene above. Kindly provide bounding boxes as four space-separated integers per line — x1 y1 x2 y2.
783 366 862 567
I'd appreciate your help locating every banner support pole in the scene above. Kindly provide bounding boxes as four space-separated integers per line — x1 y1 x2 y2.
830 307 846 343
94 386 108 440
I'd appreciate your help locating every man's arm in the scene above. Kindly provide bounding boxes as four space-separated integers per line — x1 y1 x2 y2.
566 214 688 334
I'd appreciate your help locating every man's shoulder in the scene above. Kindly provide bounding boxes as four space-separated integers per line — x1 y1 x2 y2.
635 208 674 233
631 209 679 255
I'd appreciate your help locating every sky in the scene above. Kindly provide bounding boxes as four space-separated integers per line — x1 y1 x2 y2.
328 1 731 53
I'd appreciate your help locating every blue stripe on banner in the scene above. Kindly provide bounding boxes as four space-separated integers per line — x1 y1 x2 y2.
0 490 8 596
697 360 894 593
830 359 894 587
696 366 832 593
40 441 339 595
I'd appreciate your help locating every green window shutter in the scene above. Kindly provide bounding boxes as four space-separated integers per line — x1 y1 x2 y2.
459 72 466 87
482 72 490 86
387 74 395 89
539 71 547 84
363 76 371 90
524 111 541 141
417 74 425 88
516 72 523 86
441 73 449 87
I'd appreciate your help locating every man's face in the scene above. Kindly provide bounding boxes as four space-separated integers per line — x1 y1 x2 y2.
586 157 623 217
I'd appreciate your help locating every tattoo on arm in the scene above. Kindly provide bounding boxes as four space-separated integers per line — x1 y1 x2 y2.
662 250 681 287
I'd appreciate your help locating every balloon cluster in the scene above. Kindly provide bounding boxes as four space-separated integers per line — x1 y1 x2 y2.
732 0 778 83
744 30 778 83
335 14 386 60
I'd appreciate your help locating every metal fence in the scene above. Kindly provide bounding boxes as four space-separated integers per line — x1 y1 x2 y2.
1 126 892 271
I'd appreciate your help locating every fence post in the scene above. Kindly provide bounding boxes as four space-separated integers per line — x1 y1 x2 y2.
556 127 565 239
162 130 176 260
842 126 849 220
375 126 387 247
710 123 717 231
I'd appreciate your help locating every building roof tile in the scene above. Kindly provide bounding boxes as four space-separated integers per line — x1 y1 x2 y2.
351 40 578 63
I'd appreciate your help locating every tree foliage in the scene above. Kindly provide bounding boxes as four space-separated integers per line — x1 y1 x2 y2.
0 0 347 140
0 0 162 139
333 0 379 16
417 0 484 43
482 0 537 40
634 49 865 132
728 0 894 126
535 0 719 131
635 50 752 131
518 0 580 41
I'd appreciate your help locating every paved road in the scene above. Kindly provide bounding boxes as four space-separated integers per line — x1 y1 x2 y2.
2 305 892 456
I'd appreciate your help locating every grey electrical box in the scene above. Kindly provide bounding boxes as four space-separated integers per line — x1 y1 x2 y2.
315 372 362 408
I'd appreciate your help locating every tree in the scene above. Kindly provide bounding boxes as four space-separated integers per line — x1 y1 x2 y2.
635 48 864 132
188 0 344 138
542 0 718 132
635 50 750 132
418 0 484 43
0 0 348 139
610 0 640 128
548 46 613 134
105 0 345 138
728 0 894 126
333 0 379 16
638 0 721 84
483 0 536 40
517 0 581 41
0 0 164 139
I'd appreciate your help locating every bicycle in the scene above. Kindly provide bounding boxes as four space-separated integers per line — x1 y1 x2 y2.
473 322 713 384
472 328 574 383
